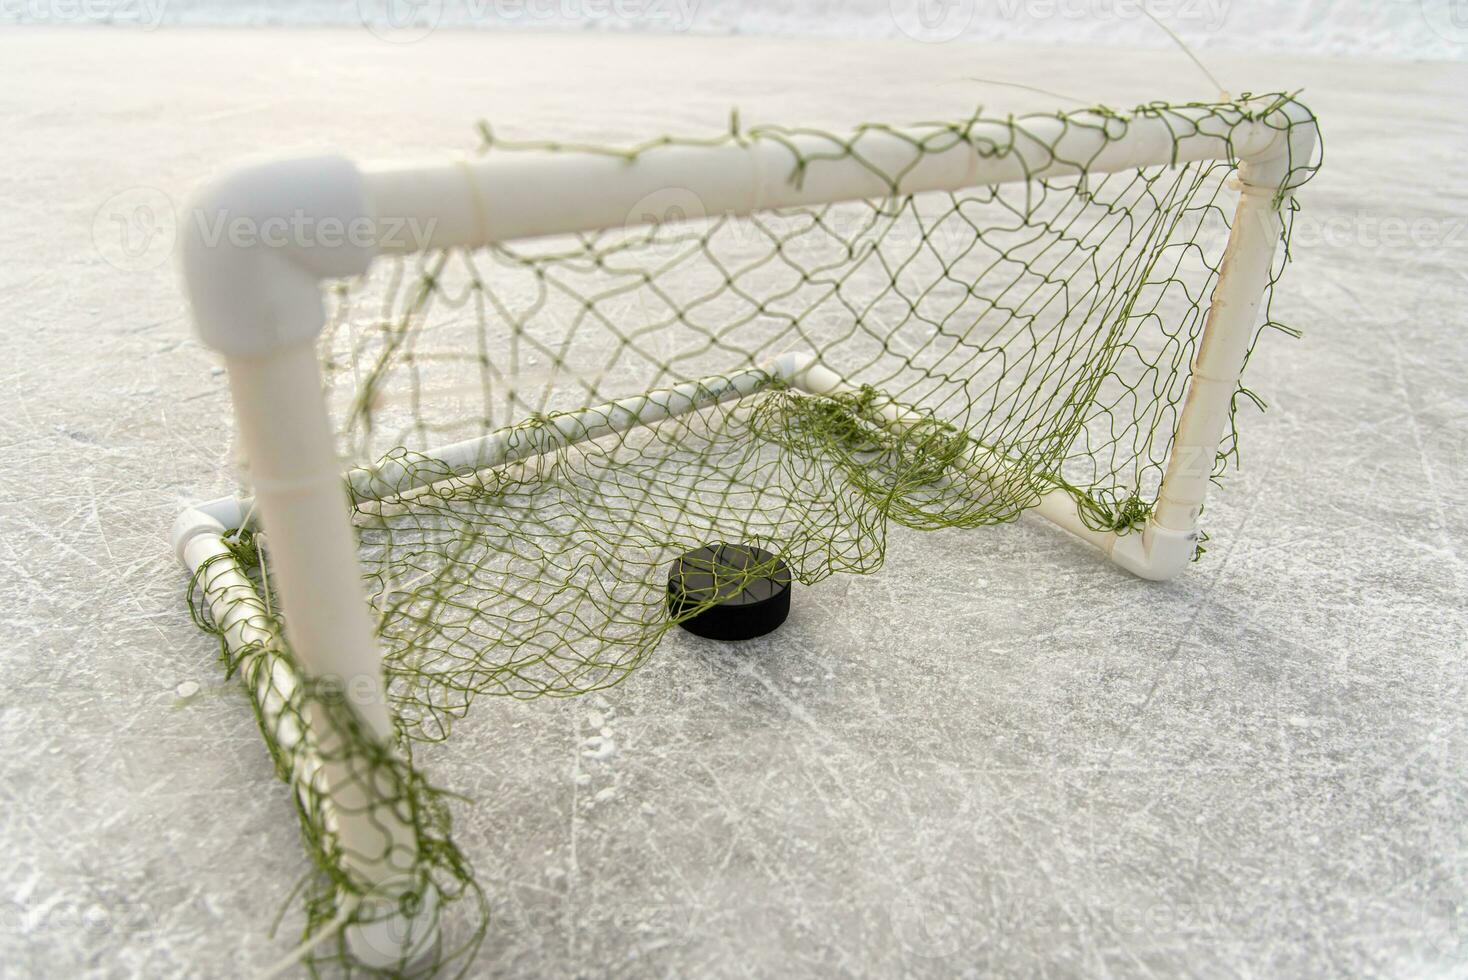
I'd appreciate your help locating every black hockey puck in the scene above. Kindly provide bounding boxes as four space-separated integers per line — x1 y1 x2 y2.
667 543 792 641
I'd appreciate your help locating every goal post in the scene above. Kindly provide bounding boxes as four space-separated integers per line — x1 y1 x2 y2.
172 95 1319 972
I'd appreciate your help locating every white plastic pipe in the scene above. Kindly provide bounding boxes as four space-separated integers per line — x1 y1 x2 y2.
1129 108 1318 569
180 530 303 743
179 530 336 863
225 345 427 908
348 362 779 501
363 105 1287 253
189 353 1119 555
1150 185 1290 533
335 351 1136 566
227 346 393 736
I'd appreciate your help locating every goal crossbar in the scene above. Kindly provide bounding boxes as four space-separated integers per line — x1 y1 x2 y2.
365 103 1296 253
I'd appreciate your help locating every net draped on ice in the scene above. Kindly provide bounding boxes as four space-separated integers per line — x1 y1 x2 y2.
186 94 1320 975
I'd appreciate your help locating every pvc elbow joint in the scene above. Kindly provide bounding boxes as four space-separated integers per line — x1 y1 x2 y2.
171 496 251 569
1108 522 1200 582
1238 97 1320 195
180 156 378 358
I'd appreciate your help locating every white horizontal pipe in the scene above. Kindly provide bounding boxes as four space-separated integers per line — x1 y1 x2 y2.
363 105 1287 253
335 351 1139 574
347 355 806 502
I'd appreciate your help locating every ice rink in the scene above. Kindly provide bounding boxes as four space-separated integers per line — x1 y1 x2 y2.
2 26 1466 977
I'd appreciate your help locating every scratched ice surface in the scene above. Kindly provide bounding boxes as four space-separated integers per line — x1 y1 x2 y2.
0 29 1464 978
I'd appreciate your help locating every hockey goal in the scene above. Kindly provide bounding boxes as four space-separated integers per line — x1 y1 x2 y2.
174 94 1319 973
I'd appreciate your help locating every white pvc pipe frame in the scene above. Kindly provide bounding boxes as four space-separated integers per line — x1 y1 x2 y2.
173 100 1317 965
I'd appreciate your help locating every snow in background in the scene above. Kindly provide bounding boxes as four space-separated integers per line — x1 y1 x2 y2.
4 0 1467 62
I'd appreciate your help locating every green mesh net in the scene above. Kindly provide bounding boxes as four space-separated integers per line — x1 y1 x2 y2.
186 93 1320 976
